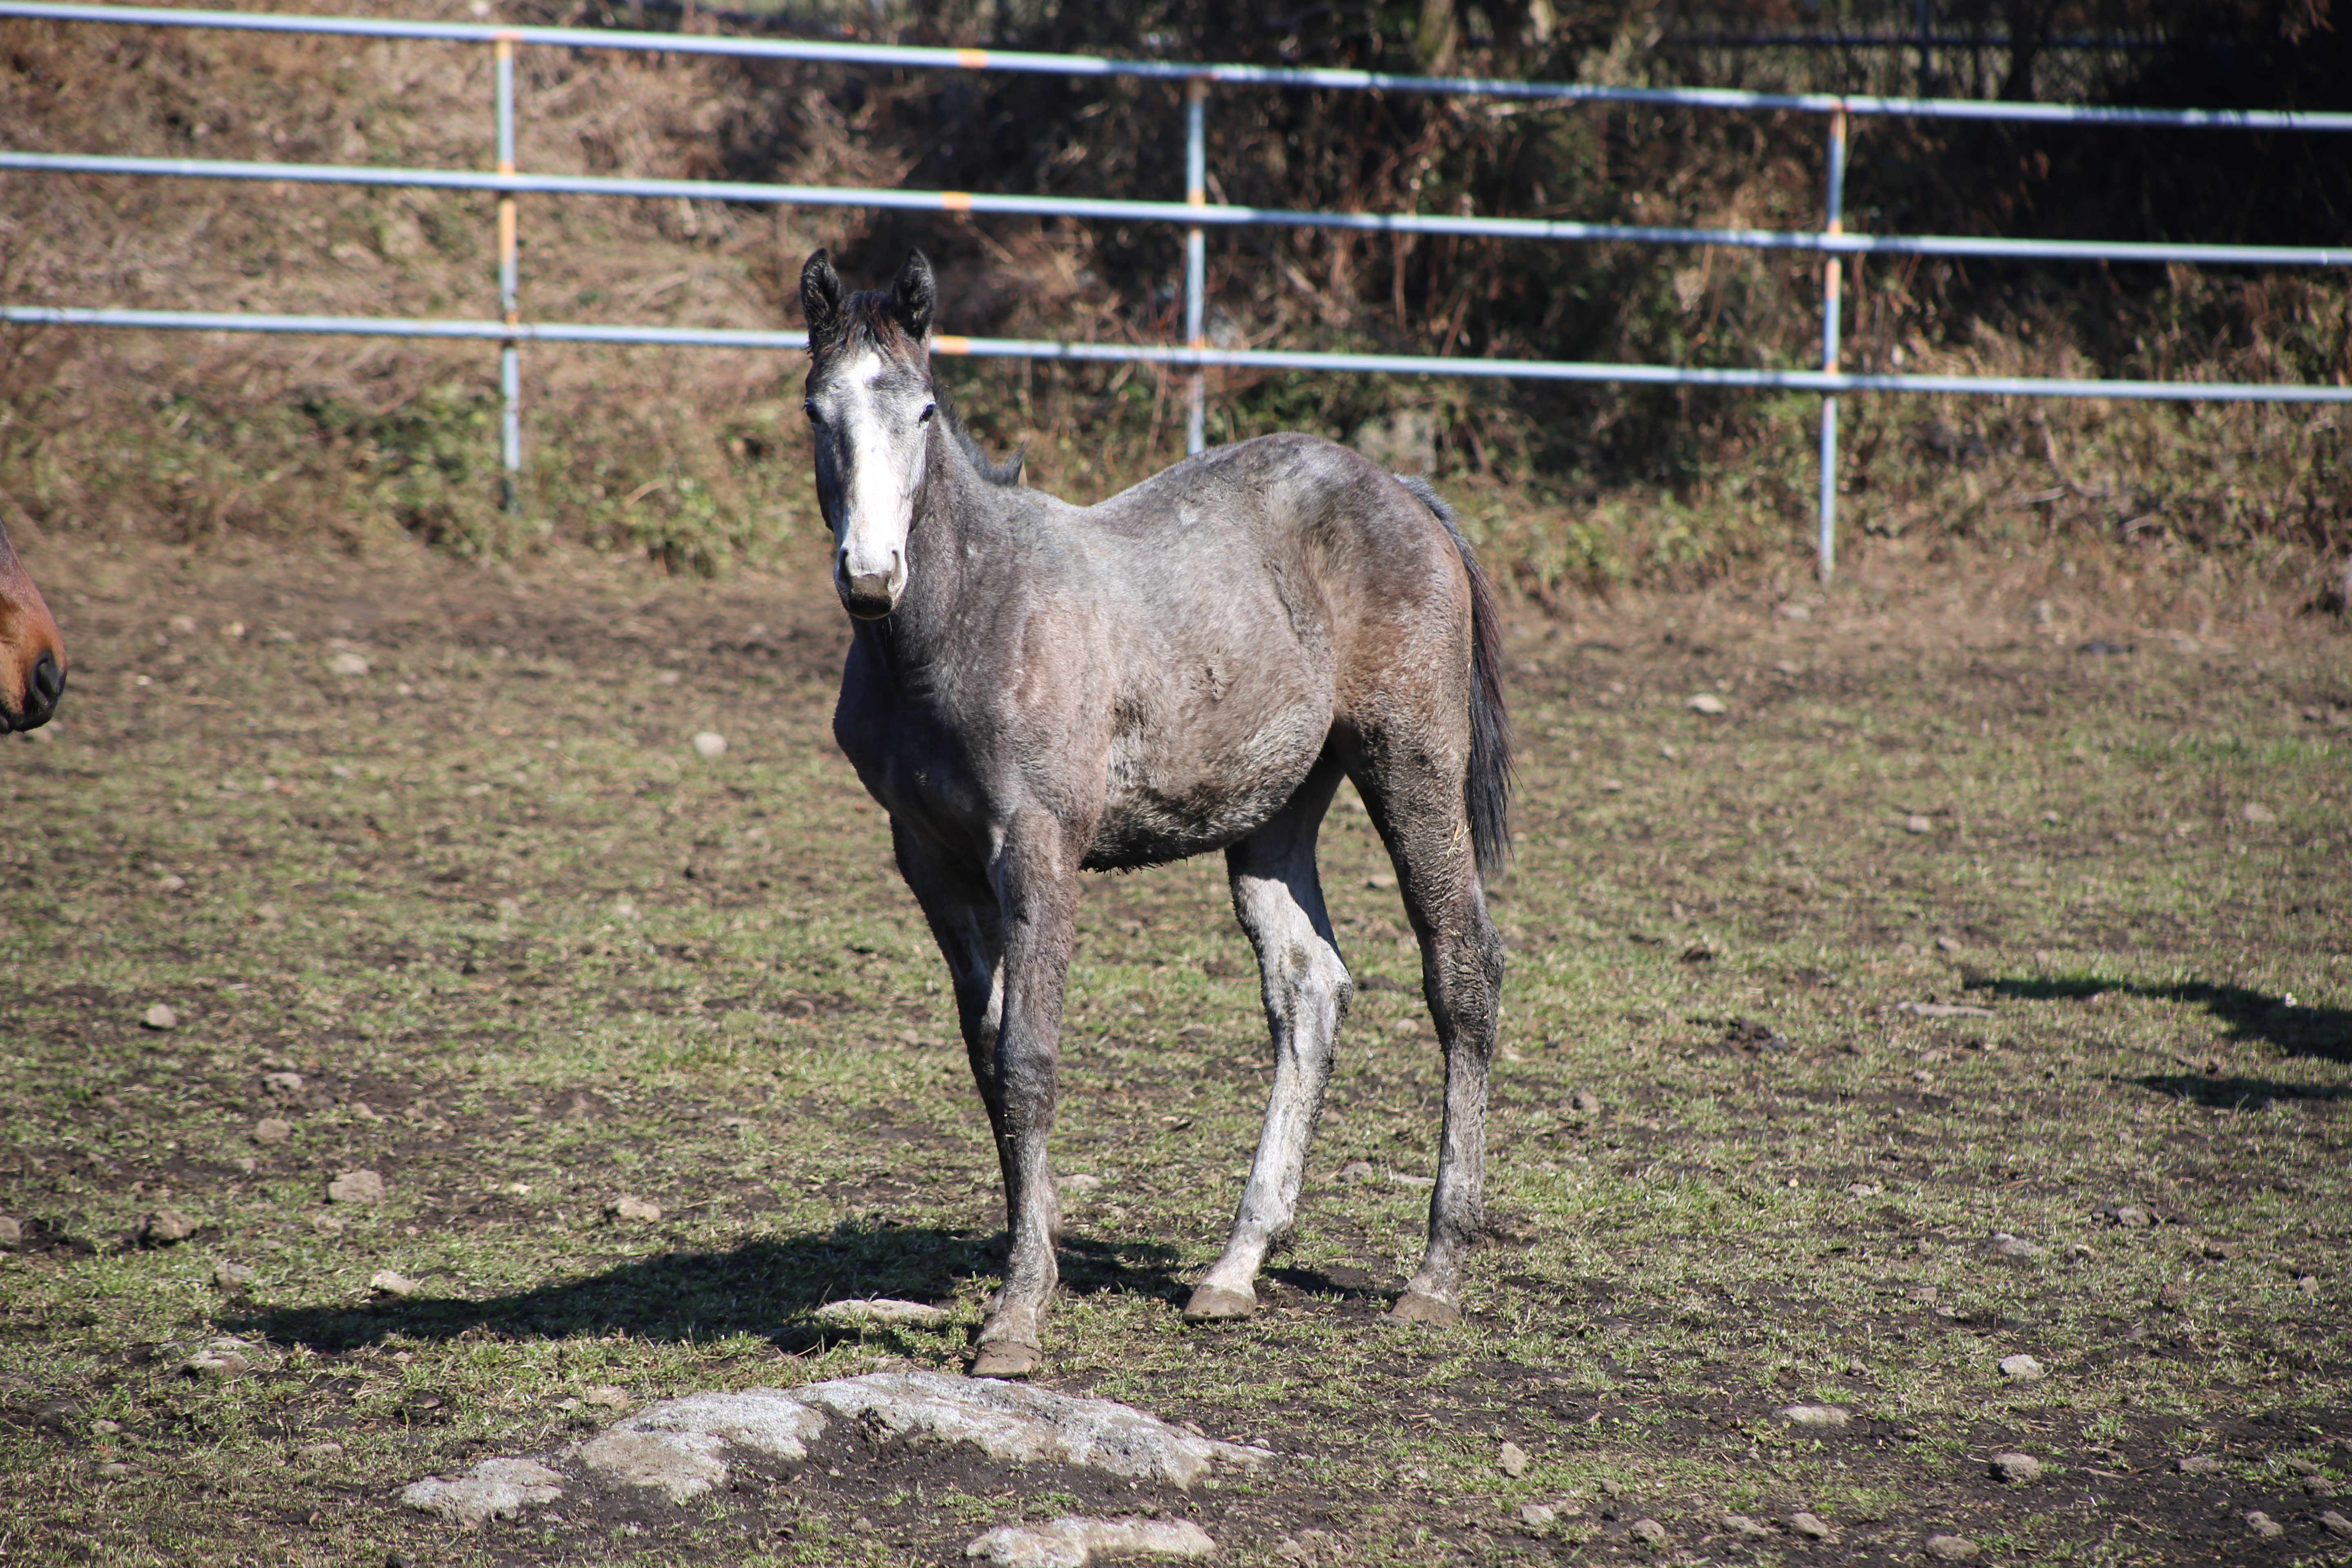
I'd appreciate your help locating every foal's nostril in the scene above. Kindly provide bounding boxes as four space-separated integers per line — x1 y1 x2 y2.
30 651 63 706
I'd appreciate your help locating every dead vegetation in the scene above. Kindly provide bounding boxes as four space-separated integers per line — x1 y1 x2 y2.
0 0 2346 597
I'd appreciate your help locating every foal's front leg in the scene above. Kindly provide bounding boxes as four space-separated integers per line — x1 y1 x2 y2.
966 815 1083 1377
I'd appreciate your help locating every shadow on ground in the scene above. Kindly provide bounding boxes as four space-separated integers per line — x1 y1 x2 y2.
227 1222 1185 1352
1987 976 2352 1063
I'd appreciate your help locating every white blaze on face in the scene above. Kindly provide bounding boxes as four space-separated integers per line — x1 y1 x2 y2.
834 349 922 595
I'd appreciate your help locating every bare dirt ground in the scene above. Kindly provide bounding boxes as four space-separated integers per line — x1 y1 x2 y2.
2 529 2348 1567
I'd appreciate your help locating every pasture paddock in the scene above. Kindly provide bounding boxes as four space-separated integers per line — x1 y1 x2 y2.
0 534 2345 1566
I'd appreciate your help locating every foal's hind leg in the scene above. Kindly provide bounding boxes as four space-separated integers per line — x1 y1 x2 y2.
1183 760 1351 1323
1356 772 1505 1325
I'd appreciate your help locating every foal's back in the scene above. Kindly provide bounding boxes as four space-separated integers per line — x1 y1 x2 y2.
1049 433 1477 869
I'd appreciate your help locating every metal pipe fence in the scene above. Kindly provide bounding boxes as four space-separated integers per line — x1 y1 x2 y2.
3 1 2349 581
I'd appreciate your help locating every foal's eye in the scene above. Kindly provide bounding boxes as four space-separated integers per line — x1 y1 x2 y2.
917 403 936 425
803 401 822 424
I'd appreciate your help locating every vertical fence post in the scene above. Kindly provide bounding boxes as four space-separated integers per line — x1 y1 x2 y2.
1816 102 1847 583
1183 76 1207 455
495 33 521 513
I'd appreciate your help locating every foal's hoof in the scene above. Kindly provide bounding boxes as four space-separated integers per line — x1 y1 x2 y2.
1387 1290 1461 1327
969 1339 1043 1379
1180 1284 1258 1324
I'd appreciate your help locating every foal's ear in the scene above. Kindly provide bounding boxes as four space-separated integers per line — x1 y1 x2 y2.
893 250 936 341
800 249 844 347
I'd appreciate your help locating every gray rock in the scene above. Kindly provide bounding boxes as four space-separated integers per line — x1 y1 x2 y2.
1992 1452 2043 1484
2114 1205 2152 1229
141 1004 179 1031
369 1270 422 1298
815 1298 950 1329
2245 1511 2283 1539
179 1337 267 1379
1924 1536 1981 1561
325 1170 384 1204
402 1457 565 1523
212 1261 255 1288
252 1118 292 1145
1686 693 1728 715
1569 1090 1601 1116
795 1370 1270 1489
263 1071 305 1096
2305 1477 2336 1499
1789 1512 1835 1539
0 1215 19 1249
1517 1503 1557 1532
2320 1509 2352 1539
1723 1515 1769 1538
1998 1353 2046 1382
1776 1404 1851 1429
1628 1518 1668 1547
575 1428 729 1503
606 1195 661 1223
2176 1455 2224 1475
138 1209 197 1245
964 1517 1215 1568
1059 1174 1105 1194
1988 1232 2046 1261
1498 1440 1530 1477
1335 1160 1376 1184
2285 1457 2319 1477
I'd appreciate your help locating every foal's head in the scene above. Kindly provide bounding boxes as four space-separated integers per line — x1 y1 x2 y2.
0 519 64 733
800 249 940 620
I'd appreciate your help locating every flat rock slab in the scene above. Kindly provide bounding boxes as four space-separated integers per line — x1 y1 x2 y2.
797 1370 1272 1488
403 1372 1272 1525
966 1517 1216 1567
403 1457 566 1524
814 1298 951 1329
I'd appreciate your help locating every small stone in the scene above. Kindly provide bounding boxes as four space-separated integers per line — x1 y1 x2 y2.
311 1212 345 1236
690 731 727 760
1846 1182 1883 1198
155 874 186 892
1723 1515 1770 1538
581 1385 630 1409
965 1517 1216 1567
1934 935 1961 953
2306 1477 2337 1498
1992 1452 2044 1484
402 1457 563 1523
1777 1404 1850 1429
1789 1512 1835 1540
1335 1160 1376 1184
138 1209 197 1245
0 1215 20 1249
1628 1518 1668 1548
2319 1509 2352 1539
2203 1241 2242 1260
252 1117 292 1145
1998 1353 2046 1382
348 1101 380 1121
262 1071 305 1096
2287 1457 2320 1477
1569 1089 1601 1116
1364 872 1397 890
1777 602 1813 621
1924 1535 1981 1561
327 652 371 677
1988 1232 2046 1261
1599 1477 1624 1497
298 1442 345 1461
326 1170 385 1204
369 1270 421 1298
2241 802 2276 824
2245 1510 2283 1539
607 1196 661 1223
2114 1205 2151 1228
213 1260 255 1288
1498 1441 1530 1477
1686 693 1728 715
1905 814 1934 834
815 1298 951 1329
1059 1174 1105 1194
140 1003 180 1031
2176 1455 2224 1475
179 1338 257 1379
1517 1503 1557 1532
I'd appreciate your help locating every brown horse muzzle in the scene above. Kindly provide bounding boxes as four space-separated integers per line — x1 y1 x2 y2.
0 541 66 733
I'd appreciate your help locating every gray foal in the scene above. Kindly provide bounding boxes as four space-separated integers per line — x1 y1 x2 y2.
801 249 1511 1377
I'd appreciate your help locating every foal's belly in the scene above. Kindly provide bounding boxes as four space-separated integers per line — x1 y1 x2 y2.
1081 705 1330 871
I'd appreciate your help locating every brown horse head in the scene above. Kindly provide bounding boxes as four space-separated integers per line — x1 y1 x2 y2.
0 520 65 733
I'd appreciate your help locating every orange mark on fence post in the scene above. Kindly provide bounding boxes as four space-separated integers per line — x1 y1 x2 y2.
956 48 990 69
931 334 972 355
940 191 974 212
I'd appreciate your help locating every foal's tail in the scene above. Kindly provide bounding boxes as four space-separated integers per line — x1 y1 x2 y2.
1394 475 1513 880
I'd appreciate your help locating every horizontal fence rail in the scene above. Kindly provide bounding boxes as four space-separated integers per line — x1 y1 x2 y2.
9 304 2352 407
4 2 2349 580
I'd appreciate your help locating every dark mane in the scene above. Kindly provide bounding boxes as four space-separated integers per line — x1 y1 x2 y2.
828 289 1022 489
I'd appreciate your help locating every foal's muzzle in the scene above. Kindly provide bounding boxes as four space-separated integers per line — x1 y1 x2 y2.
836 547 907 620
1 649 62 733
